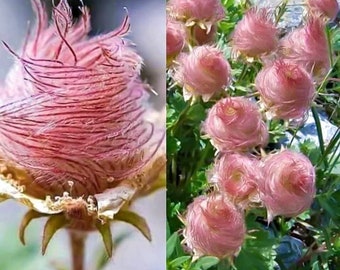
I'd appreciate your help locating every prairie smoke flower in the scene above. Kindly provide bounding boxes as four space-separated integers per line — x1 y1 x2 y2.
258 150 316 222
231 8 278 58
255 59 315 120
166 18 186 66
203 97 268 152
0 0 164 255
307 0 339 21
210 153 260 208
183 194 246 259
174 45 231 102
279 17 330 78
167 0 225 28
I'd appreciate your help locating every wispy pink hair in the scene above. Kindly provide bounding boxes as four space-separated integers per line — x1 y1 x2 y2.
0 0 163 197
255 59 315 120
210 153 260 208
174 45 231 102
307 0 339 21
167 0 225 24
279 17 330 77
258 150 316 222
166 18 186 64
231 8 278 58
202 97 268 152
183 194 245 258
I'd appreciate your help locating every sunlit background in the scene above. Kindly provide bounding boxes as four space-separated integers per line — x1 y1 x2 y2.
0 0 165 269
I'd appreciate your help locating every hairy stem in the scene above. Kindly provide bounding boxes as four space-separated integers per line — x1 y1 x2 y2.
69 230 87 270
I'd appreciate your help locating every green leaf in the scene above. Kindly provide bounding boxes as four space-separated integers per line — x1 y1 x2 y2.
167 136 181 156
187 103 206 123
19 210 47 245
114 210 151 241
169 256 191 268
42 215 68 255
193 256 220 270
167 232 179 259
95 221 113 258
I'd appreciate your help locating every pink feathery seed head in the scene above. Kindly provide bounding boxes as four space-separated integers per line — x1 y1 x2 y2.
167 0 225 25
279 17 330 78
255 59 316 120
0 0 162 198
258 150 316 223
231 8 278 58
174 45 231 102
192 24 217 45
166 18 186 66
210 153 260 208
183 194 246 259
202 97 268 152
307 0 339 21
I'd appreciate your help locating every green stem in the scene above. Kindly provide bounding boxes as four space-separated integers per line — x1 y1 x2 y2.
217 258 231 270
317 56 339 94
311 106 328 168
327 141 340 175
275 0 288 25
170 101 191 134
187 142 213 183
237 63 249 84
326 26 334 68
317 129 340 168
288 128 299 148
69 230 87 270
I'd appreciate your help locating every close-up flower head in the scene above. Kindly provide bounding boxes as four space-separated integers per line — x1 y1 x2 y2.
0 0 165 269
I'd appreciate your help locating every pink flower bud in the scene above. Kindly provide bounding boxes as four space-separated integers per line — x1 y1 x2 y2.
231 8 278 58
183 194 246 258
255 59 315 120
203 97 268 152
211 153 261 208
174 45 231 101
167 18 186 66
307 0 339 21
279 17 330 77
258 150 316 222
210 153 260 208
167 0 225 24
192 24 217 45
0 0 163 198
